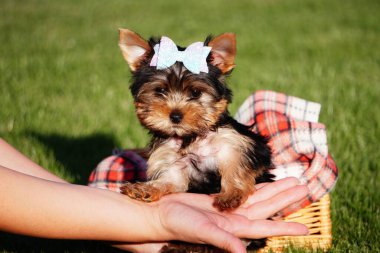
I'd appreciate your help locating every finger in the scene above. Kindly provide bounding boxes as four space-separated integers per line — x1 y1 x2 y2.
164 178 302 211
238 185 309 219
254 182 269 190
234 220 309 238
199 223 247 253
241 177 302 208
160 193 215 211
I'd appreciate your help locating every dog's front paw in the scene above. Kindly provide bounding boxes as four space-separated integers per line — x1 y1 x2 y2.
120 182 162 202
212 190 247 211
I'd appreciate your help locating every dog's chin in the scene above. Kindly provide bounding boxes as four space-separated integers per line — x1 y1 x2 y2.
164 127 194 139
148 124 207 139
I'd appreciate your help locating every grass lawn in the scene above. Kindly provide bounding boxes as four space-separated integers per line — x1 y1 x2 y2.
0 0 379 252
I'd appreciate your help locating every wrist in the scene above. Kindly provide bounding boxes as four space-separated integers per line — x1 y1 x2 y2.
110 195 173 243
143 201 173 242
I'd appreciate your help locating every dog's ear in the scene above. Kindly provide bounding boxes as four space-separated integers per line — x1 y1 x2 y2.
208 33 236 74
119 28 151 71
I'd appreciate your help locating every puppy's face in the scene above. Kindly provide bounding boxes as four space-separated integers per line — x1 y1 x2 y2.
118 29 236 138
133 63 229 137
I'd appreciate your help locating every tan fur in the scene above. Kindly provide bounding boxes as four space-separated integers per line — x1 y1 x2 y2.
208 33 236 73
122 138 190 201
118 29 151 71
189 128 257 210
120 182 175 202
206 99 228 126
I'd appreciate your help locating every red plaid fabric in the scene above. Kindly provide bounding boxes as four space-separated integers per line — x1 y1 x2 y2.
88 150 147 192
235 90 338 216
88 90 338 216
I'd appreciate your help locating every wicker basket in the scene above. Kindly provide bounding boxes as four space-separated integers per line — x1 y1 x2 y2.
256 194 332 253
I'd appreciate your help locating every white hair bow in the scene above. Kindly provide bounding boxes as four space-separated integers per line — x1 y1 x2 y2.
150 36 212 74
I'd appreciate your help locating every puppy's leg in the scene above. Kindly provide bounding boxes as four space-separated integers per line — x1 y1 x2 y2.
120 164 189 202
121 140 189 202
120 181 174 202
211 130 259 211
213 152 257 211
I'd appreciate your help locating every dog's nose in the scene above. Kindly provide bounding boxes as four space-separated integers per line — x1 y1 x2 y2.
170 111 183 124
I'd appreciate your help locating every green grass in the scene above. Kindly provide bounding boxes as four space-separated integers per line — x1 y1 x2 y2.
1 0 379 252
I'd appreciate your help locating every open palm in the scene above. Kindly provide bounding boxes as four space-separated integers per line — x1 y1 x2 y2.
115 177 309 253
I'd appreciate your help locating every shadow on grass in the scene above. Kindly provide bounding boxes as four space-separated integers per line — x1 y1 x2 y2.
27 131 119 184
0 232 126 253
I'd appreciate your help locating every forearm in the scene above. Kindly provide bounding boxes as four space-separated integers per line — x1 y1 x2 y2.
0 166 163 243
0 138 66 183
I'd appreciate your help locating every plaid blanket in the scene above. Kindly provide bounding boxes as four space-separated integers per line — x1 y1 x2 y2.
89 90 338 216
88 150 147 192
235 90 338 216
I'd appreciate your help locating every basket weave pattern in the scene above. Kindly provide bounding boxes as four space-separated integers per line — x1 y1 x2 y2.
256 194 332 253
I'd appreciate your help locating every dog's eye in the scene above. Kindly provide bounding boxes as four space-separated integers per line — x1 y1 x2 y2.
189 89 202 99
154 87 167 96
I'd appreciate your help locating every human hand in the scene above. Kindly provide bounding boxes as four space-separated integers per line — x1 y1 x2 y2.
114 177 309 253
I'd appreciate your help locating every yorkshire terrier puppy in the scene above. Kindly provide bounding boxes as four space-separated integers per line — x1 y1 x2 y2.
118 28 273 212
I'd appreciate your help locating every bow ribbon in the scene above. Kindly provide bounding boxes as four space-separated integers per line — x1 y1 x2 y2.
150 36 212 74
